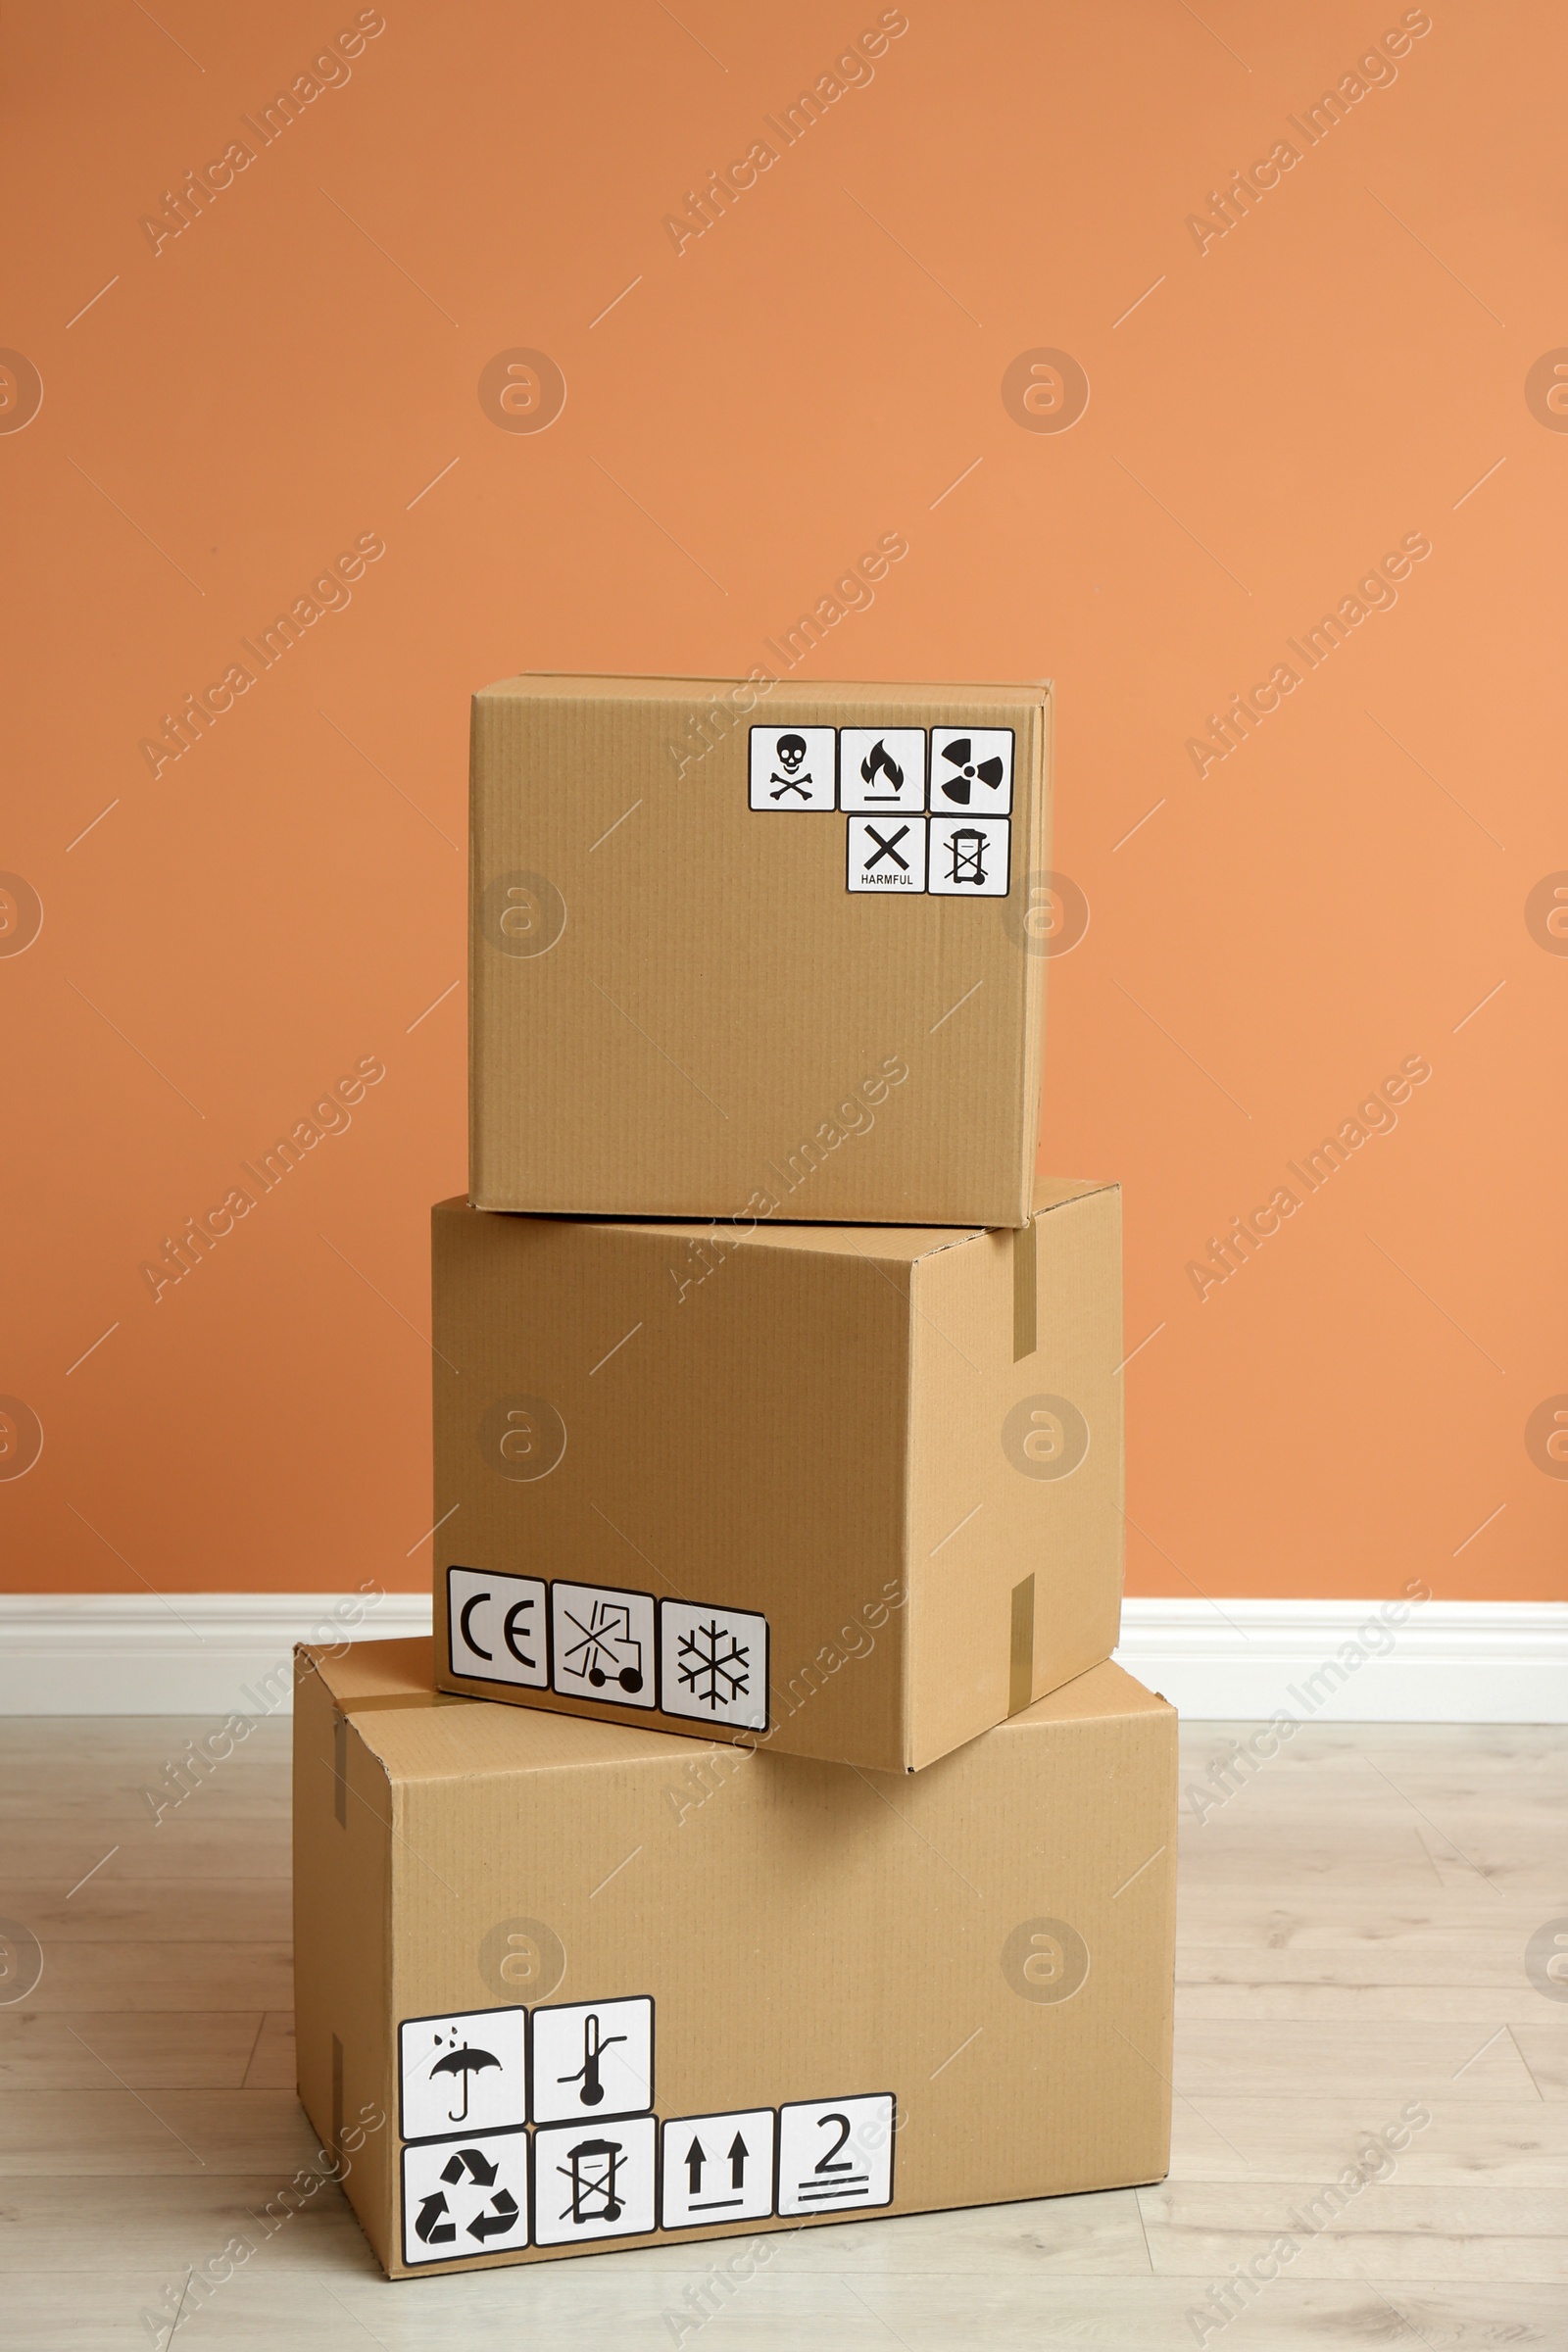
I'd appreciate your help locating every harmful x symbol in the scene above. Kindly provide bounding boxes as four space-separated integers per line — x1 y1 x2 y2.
863 823 910 872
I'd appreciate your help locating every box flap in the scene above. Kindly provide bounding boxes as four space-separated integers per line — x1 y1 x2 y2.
434 1194 969 1267
1008 1657 1172 1729
302 1636 440 1709
1032 1176 1117 1216
434 1191 1114 1263
303 1640 716 1783
477 673 1053 709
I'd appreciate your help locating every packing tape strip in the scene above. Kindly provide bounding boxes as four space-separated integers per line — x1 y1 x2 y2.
1012 1217 1038 1361
1008 1574 1036 1715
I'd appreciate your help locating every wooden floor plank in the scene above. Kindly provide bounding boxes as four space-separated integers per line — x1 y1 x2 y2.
0 1819 291 1882
5 2268 1566 2352
1140 2180 1568 2283
1515 2025 1568 2100
17 1940 290 2012
1178 1982 1562 2023
0 2086 322 2174
1173 2016 1544 2101
2 1877 290 1944
1169 2094 1568 2184
0 2011 264 2089
243 2010 298 2090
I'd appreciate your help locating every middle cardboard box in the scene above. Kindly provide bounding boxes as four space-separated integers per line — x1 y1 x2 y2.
431 1177 1123 1771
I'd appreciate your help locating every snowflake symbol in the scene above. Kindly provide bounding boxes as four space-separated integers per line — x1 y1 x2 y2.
676 1618 751 1711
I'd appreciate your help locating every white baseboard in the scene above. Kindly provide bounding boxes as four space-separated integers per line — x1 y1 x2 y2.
0 1592 434 1717
0 1593 1563 1721
1113 1596 1568 1724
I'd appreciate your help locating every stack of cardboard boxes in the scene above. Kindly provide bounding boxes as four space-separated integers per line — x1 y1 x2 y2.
294 676 1176 2280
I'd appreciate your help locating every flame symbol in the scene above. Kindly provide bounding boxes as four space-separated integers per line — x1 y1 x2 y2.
859 739 904 793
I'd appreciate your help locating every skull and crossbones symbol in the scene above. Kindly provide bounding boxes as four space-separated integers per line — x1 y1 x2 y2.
769 733 814 801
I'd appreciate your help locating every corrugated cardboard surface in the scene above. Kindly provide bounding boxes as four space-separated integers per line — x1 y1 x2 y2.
430 1180 1122 1769
294 1639 1175 2281
469 675 1050 1227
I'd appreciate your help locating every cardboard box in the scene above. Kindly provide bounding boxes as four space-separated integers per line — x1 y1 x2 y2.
430 1178 1123 1771
469 674 1053 1227
294 1636 1175 2281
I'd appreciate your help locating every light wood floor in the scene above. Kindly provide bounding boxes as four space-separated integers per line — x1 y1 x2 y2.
1 1715 1564 2347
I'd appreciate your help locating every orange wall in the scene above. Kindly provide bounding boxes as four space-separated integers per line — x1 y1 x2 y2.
4 1 1563 1602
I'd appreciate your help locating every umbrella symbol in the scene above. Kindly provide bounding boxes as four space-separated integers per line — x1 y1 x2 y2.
428 2037 502 2123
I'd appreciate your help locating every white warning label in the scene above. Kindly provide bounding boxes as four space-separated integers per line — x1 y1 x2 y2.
551 1581 656 1709
839 728 926 814
749 724 835 809
928 814 1010 897
776 2093 896 2216
929 728 1014 815
447 1566 548 1690
530 1994 654 2126
659 1599 768 1730
399 2004 528 2143
661 2107 775 2227
402 2130 530 2264
847 815 926 894
533 2113 658 2245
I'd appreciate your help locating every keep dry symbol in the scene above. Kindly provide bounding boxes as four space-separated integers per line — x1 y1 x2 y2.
429 2036 502 2123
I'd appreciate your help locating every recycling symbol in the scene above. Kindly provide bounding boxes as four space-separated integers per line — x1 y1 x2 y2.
413 2144 523 2246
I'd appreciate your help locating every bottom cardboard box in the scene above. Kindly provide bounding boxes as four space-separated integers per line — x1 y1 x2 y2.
294 1637 1175 2279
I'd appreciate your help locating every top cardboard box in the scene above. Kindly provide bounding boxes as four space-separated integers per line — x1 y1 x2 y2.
470 674 1052 1226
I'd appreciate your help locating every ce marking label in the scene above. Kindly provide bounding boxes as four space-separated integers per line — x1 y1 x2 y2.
447 1566 549 1690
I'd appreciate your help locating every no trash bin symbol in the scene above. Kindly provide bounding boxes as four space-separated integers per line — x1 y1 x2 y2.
945 826 989 887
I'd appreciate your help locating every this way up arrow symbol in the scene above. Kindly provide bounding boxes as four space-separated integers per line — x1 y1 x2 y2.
685 2135 705 2195
727 2131 748 2188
